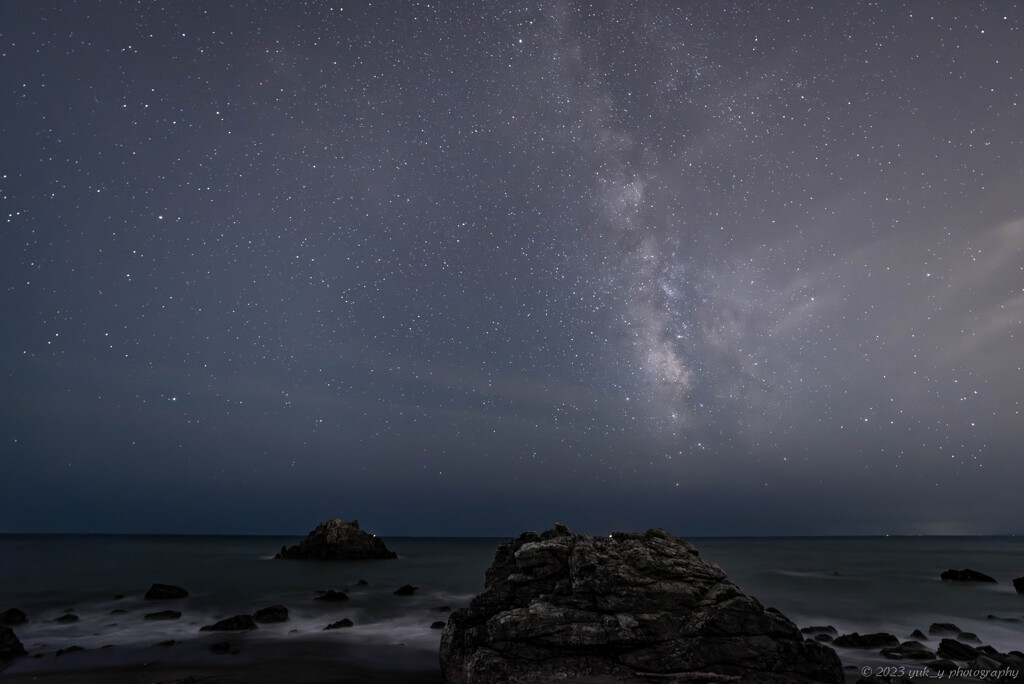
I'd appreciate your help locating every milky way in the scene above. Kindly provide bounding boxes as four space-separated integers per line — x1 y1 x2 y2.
2 2 1022 535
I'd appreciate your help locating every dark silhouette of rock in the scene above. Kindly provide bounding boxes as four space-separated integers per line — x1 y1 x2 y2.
987 614 1021 622
324 618 354 630
439 524 844 684
54 614 79 624
144 610 181 620
1014 577 1024 594
356 579 369 586
833 632 900 649
276 519 396 560
925 658 958 672
200 614 257 631
957 631 981 643
929 622 961 635
54 645 84 657
145 583 189 600
157 639 176 647
910 629 928 640
1 626 27 661
110 609 127 615
394 584 419 596
881 640 936 660
937 638 980 661
801 625 838 636
941 568 996 583
314 589 349 602
0 609 27 627
253 605 289 623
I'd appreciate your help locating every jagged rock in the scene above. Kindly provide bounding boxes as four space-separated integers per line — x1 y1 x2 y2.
1014 577 1024 594
936 638 979 661
909 629 928 640
144 610 181 620
314 589 349 602
145 583 189 600
439 524 843 684
431 620 446 629
199 614 257 631
253 605 289 623
832 632 899 649
276 519 396 560
324 618 354 630
1 626 27 661
941 569 996 583
880 640 936 660
0 609 27 627
929 622 961 635
394 584 419 596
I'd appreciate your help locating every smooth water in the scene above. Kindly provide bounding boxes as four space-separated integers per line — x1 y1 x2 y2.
2 534 1022 674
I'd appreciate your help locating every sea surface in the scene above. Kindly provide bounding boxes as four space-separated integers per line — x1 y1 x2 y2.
1 534 1022 676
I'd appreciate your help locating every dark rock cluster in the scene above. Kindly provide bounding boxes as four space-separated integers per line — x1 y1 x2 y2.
440 524 844 683
276 519 397 560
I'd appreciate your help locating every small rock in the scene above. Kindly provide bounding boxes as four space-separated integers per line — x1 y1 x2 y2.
940 568 997 583
880 640 936 660
393 584 419 596
800 625 838 636
55 614 79 624
145 583 189 600
324 618 354 629
199 615 257 631
957 631 981 643
110 608 127 614
832 632 899 649
55 645 85 657
987 614 1020 622
356 579 369 586
909 629 928 640
0 609 27 626
929 622 961 636
433 605 452 612
430 620 446 629
276 519 397 560
314 590 349 602
1013 576 1024 594
254 605 289 623
157 639 176 647
936 638 979 661
1 625 27 661
144 610 181 620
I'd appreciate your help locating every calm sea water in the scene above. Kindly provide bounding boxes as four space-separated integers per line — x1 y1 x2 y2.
1 534 1022 675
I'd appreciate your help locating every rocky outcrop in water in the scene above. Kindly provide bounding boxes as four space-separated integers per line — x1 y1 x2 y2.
253 605 289 623
1014 576 1024 594
0 626 26 662
145 583 189 599
439 524 843 683
940 568 996 583
276 519 397 560
200 614 257 631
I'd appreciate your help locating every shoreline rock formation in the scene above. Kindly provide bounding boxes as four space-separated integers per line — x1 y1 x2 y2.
275 519 397 560
439 524 843 683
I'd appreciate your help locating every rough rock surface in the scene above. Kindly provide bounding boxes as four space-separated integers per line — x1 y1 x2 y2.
439 524 843 684
940 568 996 583
1 625 27 661
276 519 396 560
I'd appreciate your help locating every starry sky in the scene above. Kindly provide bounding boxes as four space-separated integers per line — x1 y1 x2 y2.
2 1 1022 536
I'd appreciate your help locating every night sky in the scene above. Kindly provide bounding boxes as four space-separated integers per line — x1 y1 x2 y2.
2 2 1022 536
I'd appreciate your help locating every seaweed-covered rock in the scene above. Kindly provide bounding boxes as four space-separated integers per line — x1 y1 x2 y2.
439 524 843 684
276 519 396 560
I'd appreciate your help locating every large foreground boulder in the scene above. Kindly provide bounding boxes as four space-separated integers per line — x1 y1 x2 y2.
440 524 843 683
276 519 397 560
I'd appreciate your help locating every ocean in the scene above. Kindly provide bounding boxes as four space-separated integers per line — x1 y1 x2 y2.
1 533 1022 678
